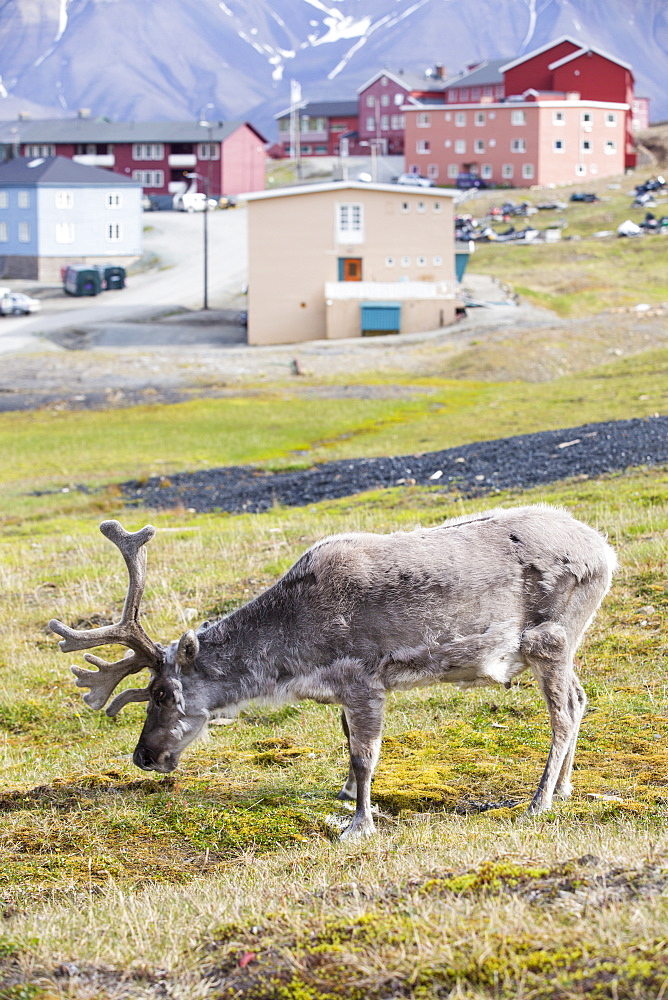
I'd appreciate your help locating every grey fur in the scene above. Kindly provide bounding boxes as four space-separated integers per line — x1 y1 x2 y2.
50 505 616 838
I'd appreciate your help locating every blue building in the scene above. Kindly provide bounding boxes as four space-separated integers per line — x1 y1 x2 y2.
0 156 142 280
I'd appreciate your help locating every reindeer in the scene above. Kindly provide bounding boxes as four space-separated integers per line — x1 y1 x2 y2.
49 506 616 837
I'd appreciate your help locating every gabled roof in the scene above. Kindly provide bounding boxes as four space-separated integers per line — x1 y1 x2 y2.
242 181 458 202
275 100 359 121
444 59 507 88
548 46 633 73
0 118 266 144
357 69 413 94
499 36 582 73
0 155 140 185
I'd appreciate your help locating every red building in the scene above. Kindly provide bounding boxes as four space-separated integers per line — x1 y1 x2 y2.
1 118 267 198
274 100 360 157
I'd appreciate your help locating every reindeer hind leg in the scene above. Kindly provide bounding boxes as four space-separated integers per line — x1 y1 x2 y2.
337 708 357 801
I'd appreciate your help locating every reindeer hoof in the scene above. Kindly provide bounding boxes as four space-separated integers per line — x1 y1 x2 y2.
340 818 375 840
336 788 356 801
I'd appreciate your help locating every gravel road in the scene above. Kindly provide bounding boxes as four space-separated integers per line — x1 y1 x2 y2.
120 415 668 513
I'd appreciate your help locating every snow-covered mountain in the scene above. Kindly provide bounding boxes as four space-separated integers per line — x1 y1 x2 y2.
0 0 665 136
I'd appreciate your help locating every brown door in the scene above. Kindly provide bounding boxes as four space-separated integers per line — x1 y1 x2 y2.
342 258 362 281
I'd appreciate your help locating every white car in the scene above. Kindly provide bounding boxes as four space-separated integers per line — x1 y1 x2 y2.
0 292 41 316
396 173 434 188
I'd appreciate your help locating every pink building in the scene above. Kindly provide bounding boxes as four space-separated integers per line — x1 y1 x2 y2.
2 119 267 198
404 95 627 187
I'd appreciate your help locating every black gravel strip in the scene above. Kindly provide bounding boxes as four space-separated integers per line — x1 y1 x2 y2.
121 415 668 514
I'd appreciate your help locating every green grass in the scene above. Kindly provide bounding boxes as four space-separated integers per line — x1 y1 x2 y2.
465 171 668 317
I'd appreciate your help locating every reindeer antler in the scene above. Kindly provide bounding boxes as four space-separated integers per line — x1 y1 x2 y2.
49 521 163 715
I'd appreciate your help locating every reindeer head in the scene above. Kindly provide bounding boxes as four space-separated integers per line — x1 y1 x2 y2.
49 521 211 774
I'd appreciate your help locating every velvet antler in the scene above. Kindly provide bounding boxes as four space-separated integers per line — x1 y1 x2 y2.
49 520 163 715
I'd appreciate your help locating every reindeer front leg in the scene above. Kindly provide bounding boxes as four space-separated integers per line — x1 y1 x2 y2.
340 693 385 839
337 709 357 801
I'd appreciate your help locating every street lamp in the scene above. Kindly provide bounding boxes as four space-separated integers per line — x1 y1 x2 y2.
186 170 209 310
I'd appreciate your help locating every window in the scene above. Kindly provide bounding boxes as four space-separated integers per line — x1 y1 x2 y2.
454 139 466 154
198 142 220 159
554 139 564 153
553 111 565 126
433 199 442 211
278 118 289 132
575 163 586 175
394 93 404 105
18 221 30 242
511 110 526 125
400 256 410 267
18 191 29 208
366 117 375 131
106 192 123 208
590 163 598 174
417 201 426 213
474 139 485 153
432 255 443 266
606 112 617 126
300 145 312 155
470 87 480 101
55 191 73 209
0 192 6 209
381 94 390 107
380 115 389 131
417 139 430 154
427 164 439 178
106 222 122 242
381 76 388 86
581 112 592 125
475 111 485 126
605 140 616 154
581 139 592 153
511 138 526 153
447 163 458 178
336 202 363 243
310 117 326 132
385 256 395 267
417 256 427 266
366 95 375 107
455 112 466 127
132 143 164 160
417 113 431 127
25 144 55 157
0 222 7 241
390 114 404 130
502 163 514 179
401 201 410 213
132 170 164 187
494 85 504 99
522 163 534 180
481 164 492 178
483 86 493 97
314 145 328 154
460 88 469 101
55 222 74 243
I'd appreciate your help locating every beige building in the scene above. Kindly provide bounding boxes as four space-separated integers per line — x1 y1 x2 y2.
243 181 458 346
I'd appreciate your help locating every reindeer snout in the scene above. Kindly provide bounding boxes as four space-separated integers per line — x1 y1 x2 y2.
133 746 155 771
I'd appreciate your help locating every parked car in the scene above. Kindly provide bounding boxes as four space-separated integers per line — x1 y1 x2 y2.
0 291 41 316
456 173 488 190
396 173 434 188
174 192 219 212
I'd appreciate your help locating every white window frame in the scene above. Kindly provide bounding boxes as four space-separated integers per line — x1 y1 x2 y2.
416 255 427 267
132 143 164 161
581 138 592 154
417 113 431 128
106 222 123 242
380 115 389 131
18 221 30 242
198 142 220 160
502 163 514 179
447 163 458 178
454 139 466 154
605 140 616 155
417 139 430 154
427 164 439 178
432 255 443 266
553 111 565 126
511 110 526 125
18 190 30 208
385 256 395 267
0 192 6 209
366 95 375 107
554 139 565 153
455 112 466 127
106 192 123 209
417 201 426 213
522 163 534 180
55 191 73 209
335 202 364 244
25 144 55 157
511 138 526 153
605 112 617 127
575 163 586 176
475 112 485 126
580 112 592 125
481 164 492 179
0 221 7 241
55 221 75 244
366 117 375 131
400 256 410 267
474 139 485 154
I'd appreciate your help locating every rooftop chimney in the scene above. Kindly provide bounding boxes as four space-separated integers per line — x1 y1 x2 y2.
77 108 91 119
435 64 447 79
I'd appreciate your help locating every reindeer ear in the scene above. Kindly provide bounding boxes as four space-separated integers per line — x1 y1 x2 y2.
176 630 199 671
